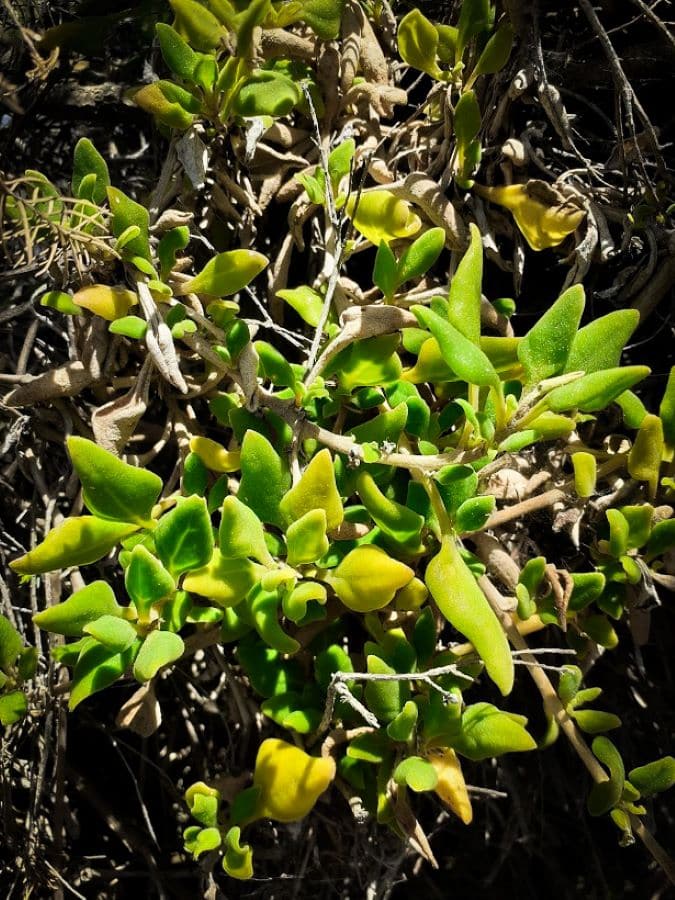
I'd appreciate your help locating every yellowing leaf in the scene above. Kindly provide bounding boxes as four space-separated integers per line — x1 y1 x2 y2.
183 550 263 607
346 191 421 246
73 285 138 321
252 738 335 823
428 749 473 824
279 449 344 532
325 545 414 612
179 249 268 298
189 436 241 473
475 183 586 251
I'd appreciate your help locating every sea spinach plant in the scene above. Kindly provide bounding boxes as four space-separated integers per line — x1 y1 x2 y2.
3 0 675 889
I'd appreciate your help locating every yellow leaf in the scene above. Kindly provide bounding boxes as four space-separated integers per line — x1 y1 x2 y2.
325 545 414 612
189 436 241 473
279 448 344 531
73 285 138 321
346 190 421 246
428 749 473 824
183 550 262 607
475 183 586 251
252 738 336 823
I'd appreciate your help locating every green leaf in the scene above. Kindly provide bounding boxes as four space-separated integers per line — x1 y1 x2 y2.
396 227 446 289
170 0 225 51
568 572 606 611
572 451 597 498
232 70 301 117
453 702 536 761
328 333 403 391
125 545 176 621
518 285 585 385
373 240 397 299
277 286 325 328
183 550 261 607
180 249 268 298
39 290 83 316
106 187 151 263
158 226 190 280
456 0 491 59
154 496 214 577
387 700 419 743
280 449 344 532
297 0 344 39
659 366 675 448
222 826 253 880
108 316 148 340
325 546 414 613
411 305 499 389
546 367 650 413
397 9 442 78
425 537 513 695
0 615 23 671
69 639 138 709
11 518 138 576
220 496 273 565
346 731 390 763
628 757 675 798
184 826 222 860
571 709 622 734
183 451 208 497
364 655 409 723
133 630 184 681
588 737 625 816
467 21 513 86
356 471 424 548
233 0 270 56
628 414 664 497
434 465 478 518
564 309 639 375
455 495 495 533
68 437 162 525
447 223 482 344
327 138 355 194
285 509 329 566
0 691 28 727
247 584 299 655
72 138 110 205
255 340 297 389
83 615 138 652
616 390 647 429
237 431 291 528
133 80 199 129
156 22 197 80
454 90 482 186
646 519 675 558
346 191 421 246
394 756 438 792
33 581 122 637
185 781 221 826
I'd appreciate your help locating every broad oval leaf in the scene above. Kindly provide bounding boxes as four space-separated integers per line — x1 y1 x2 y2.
346 191 421 246
628 757 675 799
397 9 442 78
180 249 268 298
72 138 110 204
84 615 138 652
11 518 139 576
69 639 139 710
125 545 176 621
156 23 197 81
518 284 585 385
133 630 184 682
170 0 225 52
546 366 650 413
285 509 329 567
0 614 23 670
325 545 414 613
364 654 409 723
183 550 261 607
220 495 273 565
33 581 122 637
154 496 214 577
279 448 344 532
393 757 438 792
452 702 536 761
73 285 138 322
68 436 162 525
237 431 291 528
107 187 151 262
252 738 335 823
232 70 301 117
